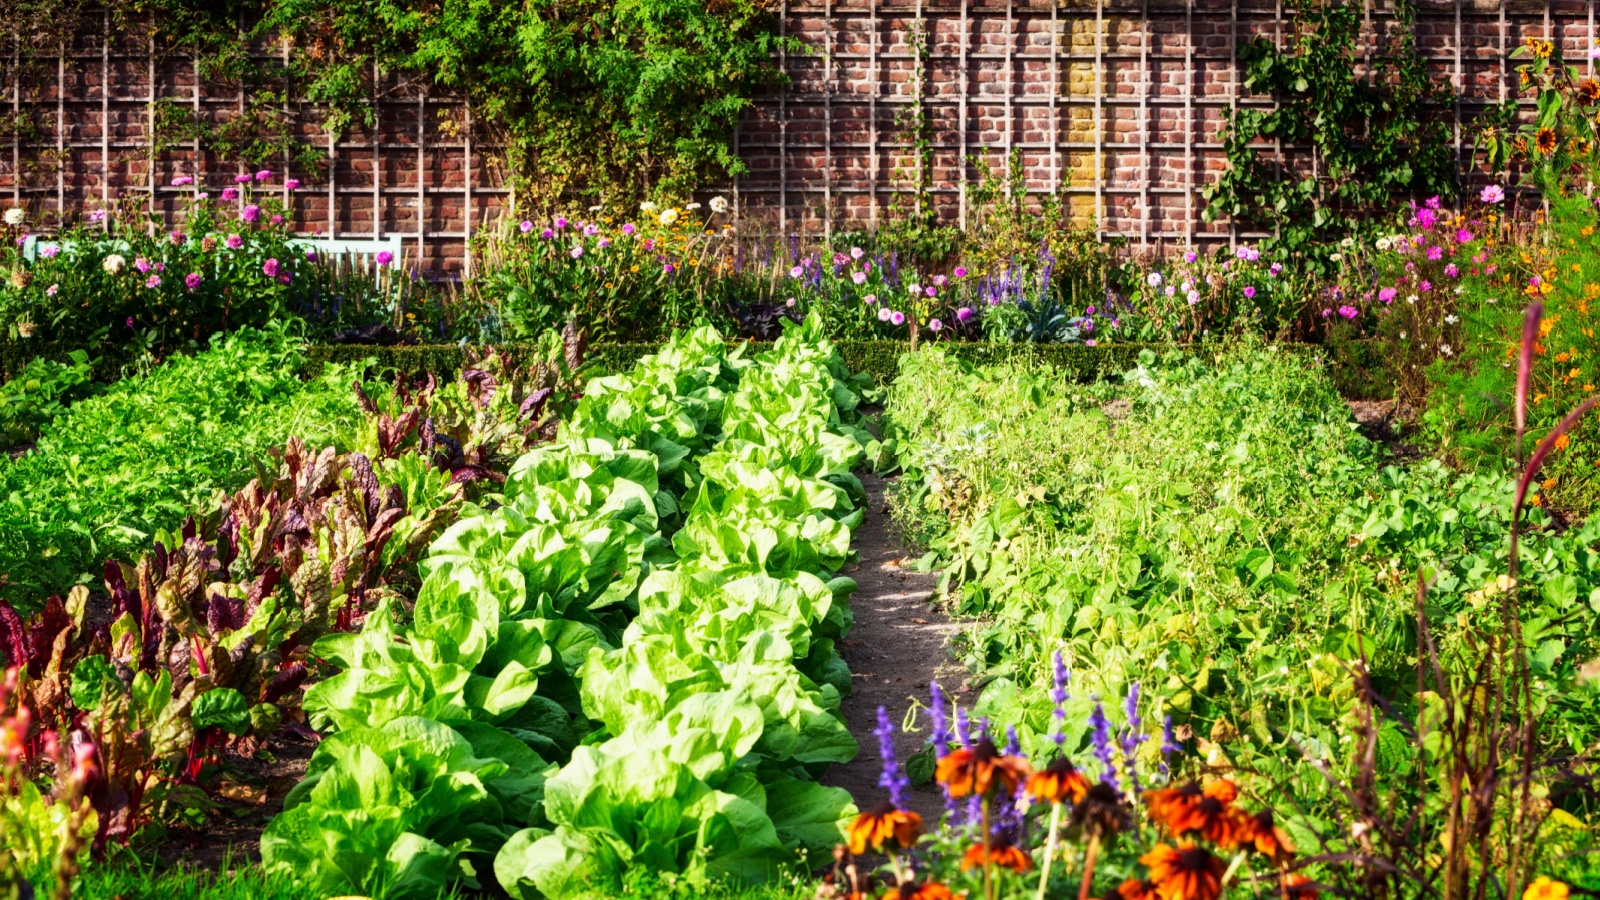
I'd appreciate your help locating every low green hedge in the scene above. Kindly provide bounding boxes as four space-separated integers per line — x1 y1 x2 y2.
303 338 1393 400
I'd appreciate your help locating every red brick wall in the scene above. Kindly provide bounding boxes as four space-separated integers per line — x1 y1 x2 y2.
2 2 1594 270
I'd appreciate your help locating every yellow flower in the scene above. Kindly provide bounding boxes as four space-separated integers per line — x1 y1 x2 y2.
1523 876 1569 900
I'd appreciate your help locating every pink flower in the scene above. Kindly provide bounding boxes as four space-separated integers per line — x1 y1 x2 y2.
1243 286 1256 298
932 274 947 287
134 257 151 274
145 274 161 289
185 272 202 290
1456 228 1474 244
541 228 554 239
234 174 252 184
376 250 394 267
852 271 867 285
928 318 943 332
45 284 57 297
1425 195 1441 210
1338 305 1358 319
1269 263 1282 276
1419 280 1432 292
663 263 675 274
286 179 301 190
1186 290 1200 305
786 298 797 308
864 294 877 305
554 216 568 230
241 204 261 223
519 220 534 233
850 246 864 259
789 265 804 278
1481 184 1505 204
924 286 937 297
1444 264 1459 278
956 306 973 322
583 224 600 237
39 244 58 259
890 310 906 326
953 266 968 278
255 169 273 181
1085 338 1096 347
170 176 193 186
1379 287 1398 303
621 223 636 236
270 214 284 226
877 306 892 322
597 238 610 249
262 258 280 277
225 233 244 250
570 245 584 259
221 188 239 201
1426 245 1443 260
1184 250 1198 263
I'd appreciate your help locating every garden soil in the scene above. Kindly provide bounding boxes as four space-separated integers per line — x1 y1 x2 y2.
820 470 962 822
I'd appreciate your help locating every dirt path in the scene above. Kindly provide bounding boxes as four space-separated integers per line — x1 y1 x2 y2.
822 470 963 822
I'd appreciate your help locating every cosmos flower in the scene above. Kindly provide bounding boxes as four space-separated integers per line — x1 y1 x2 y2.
1481 185 1505 204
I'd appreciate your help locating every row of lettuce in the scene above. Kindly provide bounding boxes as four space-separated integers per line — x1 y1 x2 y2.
258 318 874 898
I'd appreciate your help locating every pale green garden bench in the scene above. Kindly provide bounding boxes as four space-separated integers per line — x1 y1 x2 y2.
20 234 404 270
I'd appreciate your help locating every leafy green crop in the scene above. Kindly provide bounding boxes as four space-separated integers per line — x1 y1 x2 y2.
264 315 872 898
0 325 371 609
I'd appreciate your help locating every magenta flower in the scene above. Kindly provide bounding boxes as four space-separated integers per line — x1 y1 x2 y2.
270 214 284 226
305 250 317 261
255 169 273 181
221 188 239 201
1444 263 1460 278
956 306 973 322
519 220 534 234
925 286 937 298
554 216 568 230
184 272 202 290
1480 184 1505 204
242 204 261 223
1425 195 1441 210
540 228 553 239
134 257 151 274
569 245 584 259
145 274 161 289
583 223 599 237
286 179 301 190
851 271 867 285
1269 262 1282 276
932 274 947 287
262 258 280 277
170 176 193 186
1419 280 1432 292
1456 228 1473 244
1243 286 1257 299
1426 246 1443 261
376 250 394 267
621 223 636 236
928 318 943 332
234 174 252 184
597 237 610 249
225 233 244 250
1338 305 1358 320
1379 287 1398 303
662 263 674 274
890 310 906 326
789 265 803 278
1184 250 1198 263
953 266 968 278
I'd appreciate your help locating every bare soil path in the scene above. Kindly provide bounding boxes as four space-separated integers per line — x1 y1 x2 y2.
821 470 963 822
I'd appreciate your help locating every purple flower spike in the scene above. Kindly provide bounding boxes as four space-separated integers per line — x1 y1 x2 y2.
956 707 973 749
1160 714 1177 778
1121 682 1146 795
1089 700 1118 791
875 706 911 809
1050 651 1070 745
929 681 950 754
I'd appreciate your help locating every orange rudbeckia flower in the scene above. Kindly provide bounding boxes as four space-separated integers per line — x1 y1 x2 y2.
960 835 1032 874
1028 755 1091 805
881 880 957 900
936 737 1032 799
1283 874 1320 899
1144 780 1245 846
848 802 923 855
1246 809 1295 863
1106 879 1157 900
1141 842 1226 900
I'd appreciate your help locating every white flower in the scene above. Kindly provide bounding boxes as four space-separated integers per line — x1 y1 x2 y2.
1406 294 1418 304
1375 237 1393 251
1487 297 1498 305
1340 237 1355 248
1399 331 1407 339
2 208 22 226
1146 272 1163 288
1445 314 1459 325
102 254 127 274
640 201 659 213
685 202 702 211
587 205 602 212
1439 344 1453 356
1329 252 1343 262
709 196 729 214
906 283 921 296
658 209 679 226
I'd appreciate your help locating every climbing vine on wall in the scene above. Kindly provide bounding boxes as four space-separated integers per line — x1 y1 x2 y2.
10 0 800 209
1201 0 1456 267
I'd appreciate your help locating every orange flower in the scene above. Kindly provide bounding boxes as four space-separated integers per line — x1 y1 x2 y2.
881 881 957 900
1283 874 1320 899
1141 842 1226 900
1524 877 1570 900
1144 780 1247 846
1537 127 1560 155
1107 880 1157 900
849 802 923 855
1245 809 1295 863
936 737 1032 799
1028 755 1091 805
961 835 1033 873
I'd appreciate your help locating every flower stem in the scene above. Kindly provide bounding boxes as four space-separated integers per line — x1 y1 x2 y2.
1035 802 1063 900
982 797 994 900
1076 832 1101 900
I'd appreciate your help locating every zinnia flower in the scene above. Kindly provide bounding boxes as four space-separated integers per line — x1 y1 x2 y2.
709 195 730 214
103 254 126 274
254 169 273 181
853 271 868 285
225 233 244 250
519 220 534 233
1028 755 1091 804
144 274 161 289
1524 877 1569 900
262 258 279 277
848 802 922 854
878 306 891 322
221 188 239 201
1141 843 1226 900
286 178 301 190
376 250 394 267
242 204 261 223
658 209 678 226
928 319 943 332
184 272 202 290
890 311 906 326
961 835 1032 873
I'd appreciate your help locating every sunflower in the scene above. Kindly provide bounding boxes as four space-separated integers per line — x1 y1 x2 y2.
1246 809 1295 863
936 737 1032 799
1283 874 1320 899
1028 755 1091 805
1580 79 1600 104
961 835 1032 873
1537 127 1560 155
1141 843 1226 900
1523 877 1570 900
1524 37 1554 60
848 802 923 855
881 880 957 900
